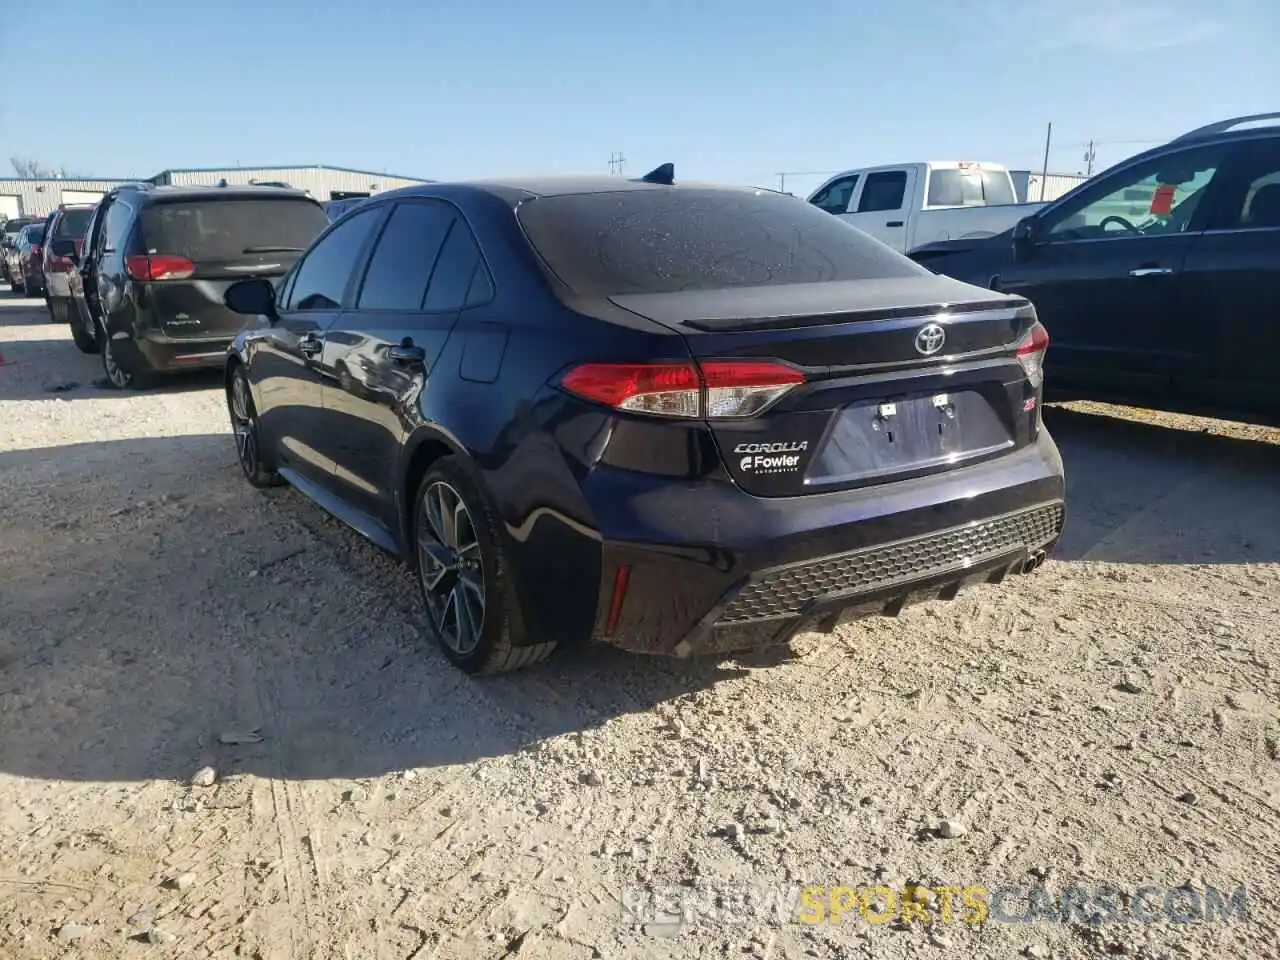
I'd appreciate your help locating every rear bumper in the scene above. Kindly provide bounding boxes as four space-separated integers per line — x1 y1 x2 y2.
586 430 1065 656
129 332 233 373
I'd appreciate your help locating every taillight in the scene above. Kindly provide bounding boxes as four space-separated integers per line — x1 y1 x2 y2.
29 244 41 257
560 359 805 419
126 254 195 282
1015 321 1050 388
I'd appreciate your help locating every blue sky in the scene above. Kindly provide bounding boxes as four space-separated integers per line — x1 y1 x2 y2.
4 0 1277 198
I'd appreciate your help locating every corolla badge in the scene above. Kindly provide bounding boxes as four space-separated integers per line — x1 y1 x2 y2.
914 322 947 356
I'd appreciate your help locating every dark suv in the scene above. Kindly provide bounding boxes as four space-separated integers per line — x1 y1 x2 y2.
62 182 329 388
910 112 1280 424
220 169 1066 674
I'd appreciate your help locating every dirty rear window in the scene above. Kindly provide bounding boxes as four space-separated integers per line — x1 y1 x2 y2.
23 225 45 243
517 188 922 297
141 198 328 262
54 209 93 238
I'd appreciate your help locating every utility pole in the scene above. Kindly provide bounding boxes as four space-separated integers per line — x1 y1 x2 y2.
1039 122 1052 202
1083 139 1097 177
608 151 627 176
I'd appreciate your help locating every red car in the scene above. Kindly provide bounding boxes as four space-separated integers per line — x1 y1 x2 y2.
41 204 94 321
11 223 46 296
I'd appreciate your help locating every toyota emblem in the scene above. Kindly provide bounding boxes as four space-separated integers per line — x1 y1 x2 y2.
914 322 947 356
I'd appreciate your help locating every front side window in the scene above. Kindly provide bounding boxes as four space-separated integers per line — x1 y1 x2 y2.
1044 146 1224 242
809 175 859 214
517 188 922 298
287 207 381 311
857 171 908 213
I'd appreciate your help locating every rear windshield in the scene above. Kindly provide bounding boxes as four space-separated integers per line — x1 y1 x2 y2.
517 188 923 297
926 169 1016 207
23 226 45 243
140 198 328 261
54 209 93 238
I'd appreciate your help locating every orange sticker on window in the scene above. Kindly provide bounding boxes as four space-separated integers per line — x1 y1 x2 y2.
1150 185 1176 216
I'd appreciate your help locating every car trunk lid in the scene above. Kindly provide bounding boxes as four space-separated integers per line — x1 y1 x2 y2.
611 275 1044 497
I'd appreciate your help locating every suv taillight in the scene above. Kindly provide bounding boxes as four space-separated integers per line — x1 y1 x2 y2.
560 360 805 419
29 244 41 258
126 254 195 282
1015 321 1050 388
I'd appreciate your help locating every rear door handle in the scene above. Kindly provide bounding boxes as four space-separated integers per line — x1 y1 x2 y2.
886 220 904 227
299 335 323 357
388 343 426 364
1129 266 1173 277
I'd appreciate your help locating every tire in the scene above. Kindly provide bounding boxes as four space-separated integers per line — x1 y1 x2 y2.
98 322 157 390
70 311 99 354
413 457 555 674
227 364 285 488
49 297 70 323
12 276 23 295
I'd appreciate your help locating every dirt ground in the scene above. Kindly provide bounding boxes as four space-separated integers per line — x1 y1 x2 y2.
1 288 1277 960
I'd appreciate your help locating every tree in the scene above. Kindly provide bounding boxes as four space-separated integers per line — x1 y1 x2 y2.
10 156 77 178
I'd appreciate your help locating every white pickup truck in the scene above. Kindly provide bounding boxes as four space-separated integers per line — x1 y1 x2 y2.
806 161 1046 255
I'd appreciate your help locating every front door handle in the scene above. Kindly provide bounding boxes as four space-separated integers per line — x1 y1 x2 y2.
1129 266 1173 277
388 342 426 364
299 336 323 357
886 220 904 227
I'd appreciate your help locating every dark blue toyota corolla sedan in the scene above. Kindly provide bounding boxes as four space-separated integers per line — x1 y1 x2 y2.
221 166 1065 673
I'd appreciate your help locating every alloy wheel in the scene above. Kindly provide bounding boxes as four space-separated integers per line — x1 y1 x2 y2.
228 372 260 477
101 331 130 389
417 481 486 656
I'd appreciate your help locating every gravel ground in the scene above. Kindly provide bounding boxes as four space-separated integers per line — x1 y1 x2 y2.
1 287 1278 960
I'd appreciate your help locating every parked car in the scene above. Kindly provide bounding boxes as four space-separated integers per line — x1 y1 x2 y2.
807 161 1046 254
2 217 37 284
11 223 47 296
62 182 329 388
909 112 1280 425
41 204 94 321
220 168 1065 674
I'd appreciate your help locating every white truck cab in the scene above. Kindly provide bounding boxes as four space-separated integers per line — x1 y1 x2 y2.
807 161 1045 254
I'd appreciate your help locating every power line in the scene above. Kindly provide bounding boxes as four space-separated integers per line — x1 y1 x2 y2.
607 151 627 176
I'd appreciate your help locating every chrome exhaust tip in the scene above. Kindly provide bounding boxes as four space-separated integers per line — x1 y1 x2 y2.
1022 550 1047 574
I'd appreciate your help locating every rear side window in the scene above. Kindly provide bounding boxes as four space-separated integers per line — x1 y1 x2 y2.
857 172 908 212
517 188 921 297
926 169 1017 207
357 201 454 311
423 219 490 311
54 209 93 238
141 198 328 262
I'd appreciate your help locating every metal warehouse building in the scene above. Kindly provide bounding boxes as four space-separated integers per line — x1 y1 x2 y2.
1010 170 1091 204
0 164 431 220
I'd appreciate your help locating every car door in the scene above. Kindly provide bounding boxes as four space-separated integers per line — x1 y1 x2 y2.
996 142 1227 397
840 168 914 250
316 198 471 532
69 201 107 330
248 204 385 493
1175 137 1280 417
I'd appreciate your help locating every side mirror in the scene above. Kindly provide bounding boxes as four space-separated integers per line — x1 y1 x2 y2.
50 238 78 261
224 277 278 321
1012 217 1039 260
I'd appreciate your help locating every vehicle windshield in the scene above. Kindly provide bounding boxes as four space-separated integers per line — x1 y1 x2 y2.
140 198 328 261
54 209 93 238
926 168 1016 207
518 187 923 297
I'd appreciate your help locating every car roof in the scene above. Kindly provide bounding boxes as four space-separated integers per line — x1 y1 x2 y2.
119 183 316 203
374 174 788 208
